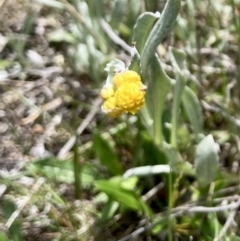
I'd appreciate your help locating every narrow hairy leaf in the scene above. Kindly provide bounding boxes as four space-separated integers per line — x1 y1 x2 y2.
133 12 160 53
133 0 180 144
141 0 181 73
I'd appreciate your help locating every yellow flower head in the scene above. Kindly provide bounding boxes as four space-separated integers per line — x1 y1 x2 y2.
101 96 123 117
100 59 146 117
115 82 146 114
100 84 114 99
112 70 141 89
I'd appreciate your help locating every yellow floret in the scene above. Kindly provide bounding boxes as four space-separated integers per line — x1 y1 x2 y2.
115 82 146 114
101 96 123 117
112 70 141 89
100 84 115 99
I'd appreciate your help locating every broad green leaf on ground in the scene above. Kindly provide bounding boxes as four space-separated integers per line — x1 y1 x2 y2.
182 86 203 135
29 158 96 185
95 178 152 216
230 235 240 241
93 133 123 175
3 199 16 219
0 232 9 241
3 200 23 241
101 199 119 223
9 221 23 241
201 213 221 238
194 135 220 186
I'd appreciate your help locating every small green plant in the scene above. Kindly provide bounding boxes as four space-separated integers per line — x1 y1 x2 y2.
2 0 240 240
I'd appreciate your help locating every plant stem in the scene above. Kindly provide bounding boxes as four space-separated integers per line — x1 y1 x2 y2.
153 112 162 146
230 0 240 87
168 163 173 241
73 137 81 199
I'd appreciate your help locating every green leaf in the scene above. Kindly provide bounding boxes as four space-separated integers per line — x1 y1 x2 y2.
0 232 9 241
141 0 181 73
9 221 23 241
182 86 203 135
101 199 119 223
170 47 186 70
133 12 160 54
29 158 96 186
133 8 174 145
3 200 23 241
194 135 220 186
110 0 128 29
3 199 16 219
95 177 152 216
230 235 240 241
29 158 74 183
146 57 172 145
47 29 77 44
169 47 187 148
93 133 123 175
135 131 169 166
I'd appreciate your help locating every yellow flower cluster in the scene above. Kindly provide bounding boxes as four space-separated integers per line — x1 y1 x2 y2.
100 70 146 117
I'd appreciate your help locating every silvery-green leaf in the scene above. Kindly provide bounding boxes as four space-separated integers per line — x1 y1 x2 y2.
123 165 170 179
47 29 77 44
145 56 171 144
141 0 181 73
182 86 203 135
110 0 128 29
133 12 160 54
194 135 220 186
170 47 186 70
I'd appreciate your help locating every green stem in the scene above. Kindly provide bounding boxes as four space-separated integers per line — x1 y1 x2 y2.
170 105 178 149
230 0 240 87
73 137 81 199
168 165 173 241
170 74 185 148
153 110 162 146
